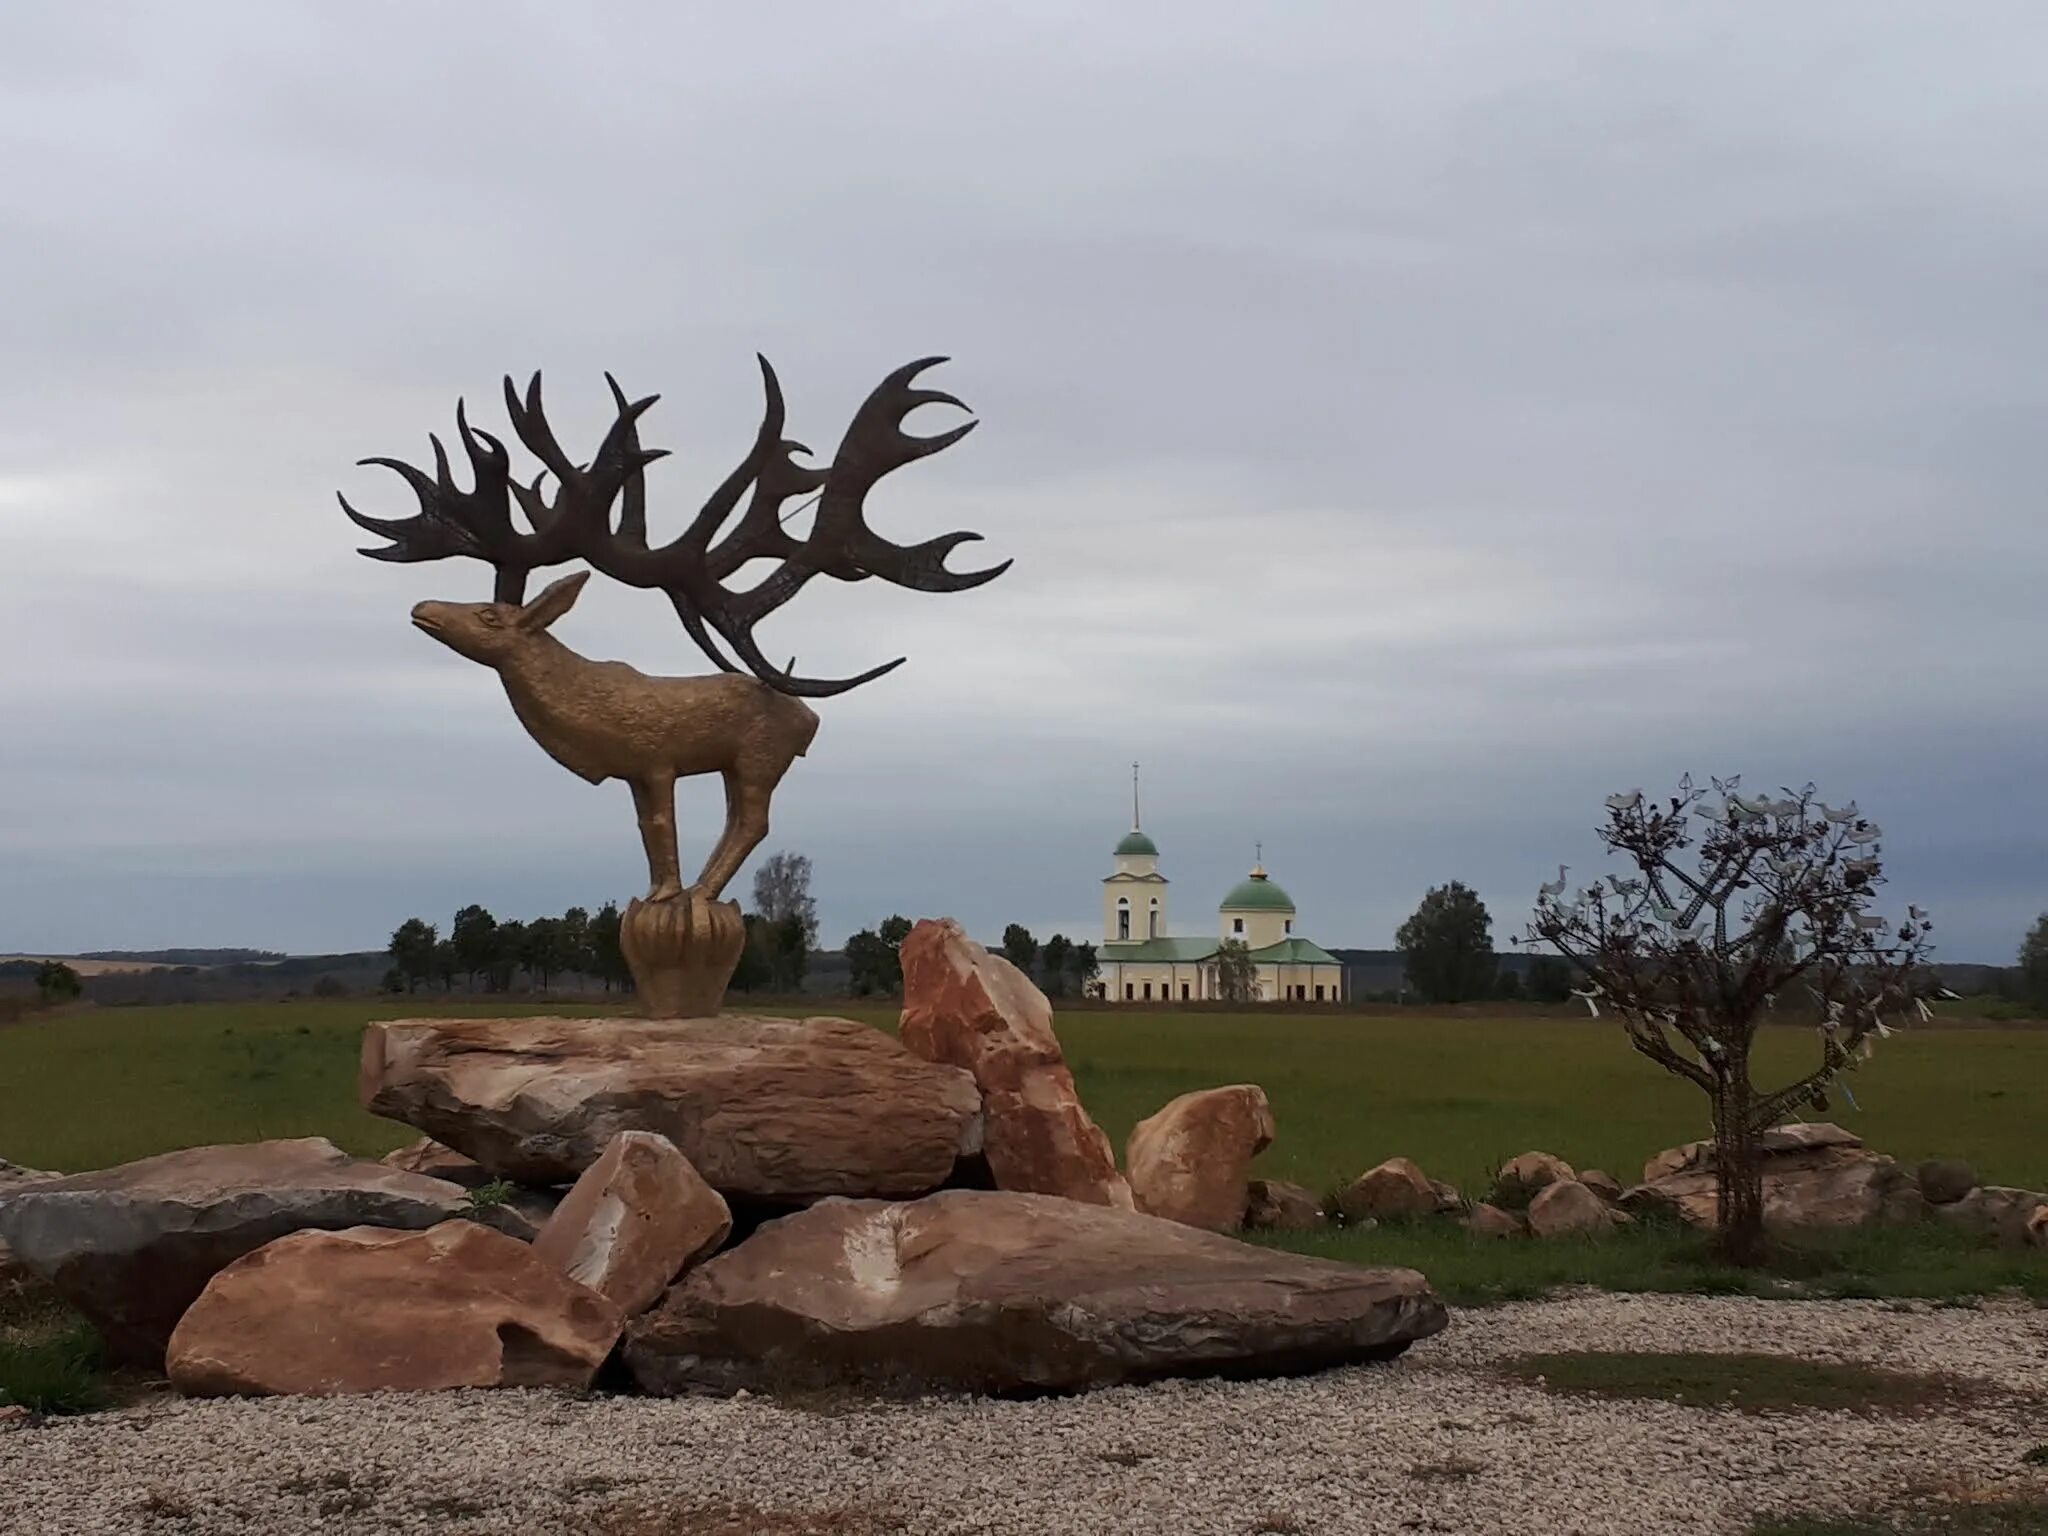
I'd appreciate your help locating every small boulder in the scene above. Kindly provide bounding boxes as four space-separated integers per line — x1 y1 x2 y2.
168 1221 622 1396
1126 1085 1275 1232
0 1137 530 1366
1494 1152 1575 1208
533 1131 731 1316
624 1190 1447 1396
1579 1169 1623 1202
2028 1204 2048 1249
1627 1128 1911 1233
1461 1203 1523 1239
1338 1158 1437 1222
1429 1179 1464 1214
899 920 1131 1208
1526 1179 1614 1239
1934 1186 2048 1245
1243 1179 1325 1233
1915 1157 1978 1207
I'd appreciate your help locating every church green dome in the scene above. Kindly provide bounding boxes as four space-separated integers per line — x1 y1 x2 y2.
1219 867 1295 912
1114 829 1159 856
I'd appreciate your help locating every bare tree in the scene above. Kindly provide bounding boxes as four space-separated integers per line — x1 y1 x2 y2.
1527 776 1938 1266
751 851 819 949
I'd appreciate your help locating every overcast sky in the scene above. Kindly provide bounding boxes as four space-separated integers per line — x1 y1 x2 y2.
4 2 2046 962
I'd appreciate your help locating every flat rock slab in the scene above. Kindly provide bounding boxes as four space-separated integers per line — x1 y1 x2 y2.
168 1221 622 1397
625 1189 1447 1397
0 1138 523 1366
361 1014 983 1199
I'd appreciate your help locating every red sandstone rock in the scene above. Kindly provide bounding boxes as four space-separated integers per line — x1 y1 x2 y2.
361 1014 982 1200
1244 1179 1325 1233
0 1138 526 1366
624 1191 1447 1396
899 919 1131 1208
533 1131 730 1315
1525 1180 1614 1238
1337 1158 1437 1222
167 1221 622 1396
1125 1085 1275 1232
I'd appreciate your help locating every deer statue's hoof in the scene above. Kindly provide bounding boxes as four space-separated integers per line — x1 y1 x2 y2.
621 891 746 1019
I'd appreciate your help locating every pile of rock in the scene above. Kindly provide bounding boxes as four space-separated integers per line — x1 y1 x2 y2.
1300 1128 2048 1246
0 918 1447 1400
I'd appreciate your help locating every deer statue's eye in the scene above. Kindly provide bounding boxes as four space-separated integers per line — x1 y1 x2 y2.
476 609 502 627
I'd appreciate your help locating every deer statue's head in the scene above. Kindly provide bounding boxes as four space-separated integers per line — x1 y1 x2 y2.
411 571 588 667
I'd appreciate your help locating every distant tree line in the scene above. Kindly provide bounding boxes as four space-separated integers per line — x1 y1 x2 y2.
383 850 825 999
384 902 629 995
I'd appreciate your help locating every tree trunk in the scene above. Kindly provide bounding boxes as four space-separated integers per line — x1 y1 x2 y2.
1711 1065 1767 1266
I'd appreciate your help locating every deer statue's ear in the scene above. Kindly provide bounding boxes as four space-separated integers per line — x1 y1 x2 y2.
517 570 591 631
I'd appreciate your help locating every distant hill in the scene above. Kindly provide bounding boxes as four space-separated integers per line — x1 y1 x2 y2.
76 948 287 966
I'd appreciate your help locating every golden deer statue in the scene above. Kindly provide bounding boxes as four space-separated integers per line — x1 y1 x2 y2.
340 357 1005 1016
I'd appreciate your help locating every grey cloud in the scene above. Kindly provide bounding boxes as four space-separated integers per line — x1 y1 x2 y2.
3 1 2046 960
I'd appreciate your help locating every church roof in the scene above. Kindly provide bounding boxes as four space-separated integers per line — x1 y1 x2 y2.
1246 937 1342 966
1099 937 1219 963
1114 829 1159 856
1219 867 1295 912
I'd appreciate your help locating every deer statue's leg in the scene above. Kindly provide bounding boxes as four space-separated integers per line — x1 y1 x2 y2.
630 773 684 903
693 765 775 901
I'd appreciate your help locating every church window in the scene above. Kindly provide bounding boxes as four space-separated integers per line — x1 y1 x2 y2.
1314 984 1325 1001
1142 981 1153 1000
1180 982 1190 1000
1123 982 1134 1000
1285 919 1293 934
1232 917 1244 935
1117 898 1130 941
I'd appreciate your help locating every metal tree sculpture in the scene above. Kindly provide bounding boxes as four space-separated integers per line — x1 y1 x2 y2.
1527 776 1938 1265
341 357 1005 1016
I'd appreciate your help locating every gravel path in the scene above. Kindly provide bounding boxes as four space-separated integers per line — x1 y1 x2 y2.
4 1294 2043 1536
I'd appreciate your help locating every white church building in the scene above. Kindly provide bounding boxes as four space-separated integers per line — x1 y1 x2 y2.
1093 802 1344 1004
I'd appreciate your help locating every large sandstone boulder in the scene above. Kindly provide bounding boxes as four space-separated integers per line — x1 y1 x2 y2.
0 1138 526 1365
168 1221 622 1396
1337 1158 1437 1222
898 920 1131 1208
1243 1179 1325 1233
625 1190 1446 1397
361 1014 982 1200
533 1131 730 1316
1626 1125 1922 1233
1126 1085 1275 1232
0 1159 59 1297
1526 1179 1614 1238
1494 1152 1575 1208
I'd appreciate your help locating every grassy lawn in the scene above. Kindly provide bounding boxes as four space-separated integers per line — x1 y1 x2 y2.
4 999 2045 1199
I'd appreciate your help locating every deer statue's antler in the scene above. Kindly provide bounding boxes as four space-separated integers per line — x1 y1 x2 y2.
341 356 1005 693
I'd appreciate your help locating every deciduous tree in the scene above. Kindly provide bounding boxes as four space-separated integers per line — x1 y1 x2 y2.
751 851 819 948
1214 939 1257 1003
1396 882 1497 1003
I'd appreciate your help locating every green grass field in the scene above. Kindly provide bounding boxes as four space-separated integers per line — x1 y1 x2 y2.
4 999 2044 1199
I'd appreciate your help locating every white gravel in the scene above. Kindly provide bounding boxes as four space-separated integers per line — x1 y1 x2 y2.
3 1294 2043 1536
